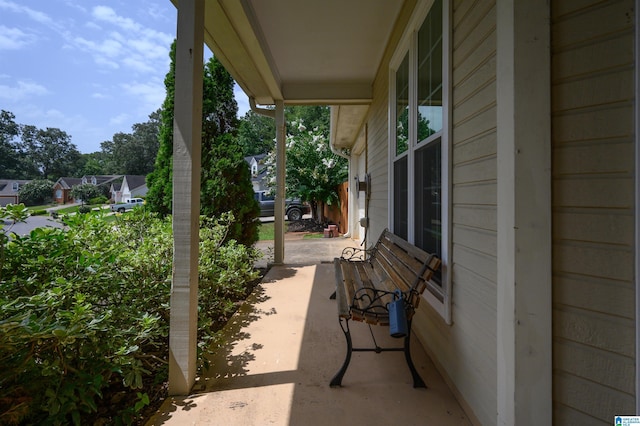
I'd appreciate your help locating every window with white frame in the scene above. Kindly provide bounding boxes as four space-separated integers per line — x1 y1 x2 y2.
390 0 451 322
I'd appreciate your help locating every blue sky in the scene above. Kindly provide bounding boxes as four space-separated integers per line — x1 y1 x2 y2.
0 0 250 154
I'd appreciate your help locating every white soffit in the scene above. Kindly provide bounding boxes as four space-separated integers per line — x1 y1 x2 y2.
226 0 403 104
331 105 370 150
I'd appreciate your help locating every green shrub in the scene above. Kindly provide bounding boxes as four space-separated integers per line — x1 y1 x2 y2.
78 205 92 214
89 195 109 205
0 208 261 425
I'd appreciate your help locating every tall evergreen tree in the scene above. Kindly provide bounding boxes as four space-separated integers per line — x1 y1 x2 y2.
145 41 176 216
200 56 259 246
147 42 259 245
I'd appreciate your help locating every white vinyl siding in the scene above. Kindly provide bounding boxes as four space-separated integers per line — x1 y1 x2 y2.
551 0 636 422
424 1 498 424
369 0 497 424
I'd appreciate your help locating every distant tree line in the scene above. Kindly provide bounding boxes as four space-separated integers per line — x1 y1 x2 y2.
0 109 162 182
2 35 342 243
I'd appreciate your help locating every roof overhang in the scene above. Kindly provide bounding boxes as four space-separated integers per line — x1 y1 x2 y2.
171 0 406 149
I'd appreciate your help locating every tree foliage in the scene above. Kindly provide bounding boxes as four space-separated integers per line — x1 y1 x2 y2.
200 56 259 246
147 43 259 245
265 118 347 218
145 42 176 217
17 179 55 206
70 184 104 205
0 110 25 179
0 208 260 425
237 110 276 157
20 126 81 180
100 110 161 175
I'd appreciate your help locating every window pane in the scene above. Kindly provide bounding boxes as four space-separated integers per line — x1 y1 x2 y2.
396 53 409 155
415 139 442 284
417 0 443 143
394 156 408 239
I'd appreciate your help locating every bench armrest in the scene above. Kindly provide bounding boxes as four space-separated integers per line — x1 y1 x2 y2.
340 246 376 261
350 287 414 324
352 287 398 309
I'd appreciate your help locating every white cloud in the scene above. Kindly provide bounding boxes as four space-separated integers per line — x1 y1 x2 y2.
0 1 53 26
0 80 49 100
122 57 154 74
91 92 109 100
109 112 129 126
84 21 102 31
65 5 173 76
120 79 165 110
0 25 35 49
92 5 140 32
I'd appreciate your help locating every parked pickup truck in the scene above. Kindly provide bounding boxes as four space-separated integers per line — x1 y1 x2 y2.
254 191 310 221
110 198 144 213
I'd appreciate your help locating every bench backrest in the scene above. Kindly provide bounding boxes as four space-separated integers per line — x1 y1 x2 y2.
370 229 441 309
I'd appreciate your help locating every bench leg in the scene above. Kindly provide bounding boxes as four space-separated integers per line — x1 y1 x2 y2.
404 319 426 388
330 318 352 387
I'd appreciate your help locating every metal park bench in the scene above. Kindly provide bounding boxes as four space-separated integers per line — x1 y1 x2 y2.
330 229 441 388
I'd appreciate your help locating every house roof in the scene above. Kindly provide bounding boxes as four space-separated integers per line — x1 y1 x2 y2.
54 177 83 190
123 175 147 191
0 179 31 196
244 154 267 165
172 0 406 150
83 175 123 186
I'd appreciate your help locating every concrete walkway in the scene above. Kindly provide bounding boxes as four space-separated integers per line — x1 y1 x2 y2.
254 234 355 268
148 237 471 425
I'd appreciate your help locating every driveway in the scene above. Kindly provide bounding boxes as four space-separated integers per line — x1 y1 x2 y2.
2 215 65 236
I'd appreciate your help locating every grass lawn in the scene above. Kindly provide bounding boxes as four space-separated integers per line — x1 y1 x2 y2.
26 203 57 212
54 204 107 214
258 221 275 241
303 232 324 239
258 221 324 241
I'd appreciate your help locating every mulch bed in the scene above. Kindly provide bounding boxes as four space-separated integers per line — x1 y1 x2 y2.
287 218 326 233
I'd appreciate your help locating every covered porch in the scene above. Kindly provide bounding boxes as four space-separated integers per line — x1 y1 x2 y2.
150 254 471 424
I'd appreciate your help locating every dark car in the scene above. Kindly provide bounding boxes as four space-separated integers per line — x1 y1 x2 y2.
254 190 310 221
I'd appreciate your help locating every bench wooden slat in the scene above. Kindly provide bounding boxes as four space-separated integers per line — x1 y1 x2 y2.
331 229 442 387
334 229 441 326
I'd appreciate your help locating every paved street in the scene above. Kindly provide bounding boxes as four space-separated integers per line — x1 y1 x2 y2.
2 214 65 236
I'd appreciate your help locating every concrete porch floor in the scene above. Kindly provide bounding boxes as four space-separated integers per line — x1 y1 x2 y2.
147 238 471 425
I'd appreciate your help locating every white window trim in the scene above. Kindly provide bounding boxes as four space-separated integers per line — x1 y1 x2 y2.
388 0 452 324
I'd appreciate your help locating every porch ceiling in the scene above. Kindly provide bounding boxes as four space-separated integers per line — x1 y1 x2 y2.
194 0 405 148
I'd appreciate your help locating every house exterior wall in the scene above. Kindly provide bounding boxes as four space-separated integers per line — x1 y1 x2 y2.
365 0 498 424
53 185 73 205
0 195 18 206
416 1 498 424
365 0 638 422
551 0 636 422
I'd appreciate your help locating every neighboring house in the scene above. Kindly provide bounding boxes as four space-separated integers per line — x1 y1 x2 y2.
0 179 30 206
81 175 121 188
54 175 145 204
166 1 638 425
119 175 148 202
109 181 122 204
244 154 268 191
53 177 83 204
